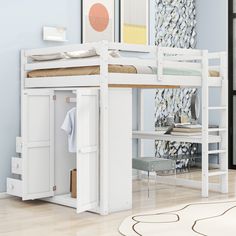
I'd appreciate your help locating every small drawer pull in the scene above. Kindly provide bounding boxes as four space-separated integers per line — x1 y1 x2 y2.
11 157 22 175
7 178 22 197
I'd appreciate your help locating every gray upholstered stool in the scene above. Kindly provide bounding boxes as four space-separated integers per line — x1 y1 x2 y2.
132 157 176 197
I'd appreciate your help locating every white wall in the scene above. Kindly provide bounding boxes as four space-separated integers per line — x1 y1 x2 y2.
196 0 228 52
196 0 228 125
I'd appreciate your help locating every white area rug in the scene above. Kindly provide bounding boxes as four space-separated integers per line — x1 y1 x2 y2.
119 199 236 236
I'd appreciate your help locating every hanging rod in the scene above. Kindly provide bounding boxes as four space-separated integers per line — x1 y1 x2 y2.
66 97 76 103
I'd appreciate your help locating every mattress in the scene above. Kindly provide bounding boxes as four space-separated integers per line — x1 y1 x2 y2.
27 65 138 78
27 65 220 78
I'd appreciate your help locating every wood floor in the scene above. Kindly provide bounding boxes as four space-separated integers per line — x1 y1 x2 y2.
1 170 236 236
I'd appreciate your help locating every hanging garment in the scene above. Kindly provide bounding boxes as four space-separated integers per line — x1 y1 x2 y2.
61 107 77 153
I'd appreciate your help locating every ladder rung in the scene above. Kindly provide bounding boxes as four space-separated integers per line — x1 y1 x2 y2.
208 106 227 110
208 150 227 155
208 171 227 177
208 128 227 132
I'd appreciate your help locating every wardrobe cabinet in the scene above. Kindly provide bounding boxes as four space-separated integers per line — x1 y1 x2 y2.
7 88 132 215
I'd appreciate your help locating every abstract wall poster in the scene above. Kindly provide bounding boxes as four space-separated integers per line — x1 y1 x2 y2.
120 0 149 45
82 0 115 43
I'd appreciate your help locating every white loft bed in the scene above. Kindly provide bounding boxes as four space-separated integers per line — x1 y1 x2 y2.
7 41 227 216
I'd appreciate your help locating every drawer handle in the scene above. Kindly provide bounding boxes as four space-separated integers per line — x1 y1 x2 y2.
10 184 14 190
16 164 19 169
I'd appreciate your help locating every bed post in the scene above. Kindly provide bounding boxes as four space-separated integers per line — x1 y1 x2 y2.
20 50 27 134
99 40 109 215
219 52 228 194
156 47 163 81
137 89 145 179
201 50 209 197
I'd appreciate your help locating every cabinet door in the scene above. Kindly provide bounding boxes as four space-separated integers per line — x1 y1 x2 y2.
76 89 99 213
22 89 54 200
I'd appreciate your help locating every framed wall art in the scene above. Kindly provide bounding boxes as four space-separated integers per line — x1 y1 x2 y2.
82 0 115 43
120 0 149 45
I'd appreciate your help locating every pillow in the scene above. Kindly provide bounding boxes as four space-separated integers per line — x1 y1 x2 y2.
65 48 98 58
109 50 121 58
30 53 64 61
66 49 121 59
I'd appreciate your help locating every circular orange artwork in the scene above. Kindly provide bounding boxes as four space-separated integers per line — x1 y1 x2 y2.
89 3 109 32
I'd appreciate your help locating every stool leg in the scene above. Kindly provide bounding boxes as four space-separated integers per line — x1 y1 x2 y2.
174 166 177 187
155 171 158 185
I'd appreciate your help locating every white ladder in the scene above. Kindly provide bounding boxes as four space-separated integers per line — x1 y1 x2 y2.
201 51 228 197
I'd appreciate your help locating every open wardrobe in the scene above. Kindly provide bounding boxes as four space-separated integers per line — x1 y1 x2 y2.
8 86 133 215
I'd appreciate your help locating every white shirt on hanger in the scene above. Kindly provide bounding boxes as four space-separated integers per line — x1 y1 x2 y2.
61 107 77 153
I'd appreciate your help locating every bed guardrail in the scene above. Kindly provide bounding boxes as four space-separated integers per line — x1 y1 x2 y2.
23 41 158 73
208 52 227 80
24 42 101 57
156 47 203 81
22 41 225 88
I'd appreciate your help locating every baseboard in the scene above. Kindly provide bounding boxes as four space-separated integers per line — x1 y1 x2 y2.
194 163 220 169
0 192 10 199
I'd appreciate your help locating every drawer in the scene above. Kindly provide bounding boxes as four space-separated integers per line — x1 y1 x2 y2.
7 178 22 197
16 137 22 153
11 157 22 175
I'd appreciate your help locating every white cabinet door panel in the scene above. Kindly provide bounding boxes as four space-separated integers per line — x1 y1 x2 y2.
76 89 99 213
22 89 54 200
